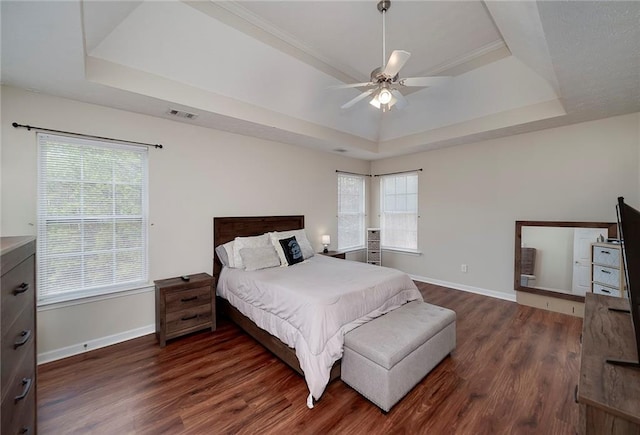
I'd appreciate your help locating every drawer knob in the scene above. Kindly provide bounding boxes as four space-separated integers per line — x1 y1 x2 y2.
13 282 29 295
601 288 611 294
600 250 610 255
14 329 32 349
601 269 611 274
181 314 198 321
181 296 198 303
14 377 32 402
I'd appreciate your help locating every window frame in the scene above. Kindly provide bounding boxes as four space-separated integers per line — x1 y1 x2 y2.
337 173 366 251
36 133 150 306
379 171 419 253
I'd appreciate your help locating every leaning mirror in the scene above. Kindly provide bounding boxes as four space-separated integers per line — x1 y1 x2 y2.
514 221 617 301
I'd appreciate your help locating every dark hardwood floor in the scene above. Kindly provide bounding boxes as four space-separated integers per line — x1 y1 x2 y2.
37 283 583 434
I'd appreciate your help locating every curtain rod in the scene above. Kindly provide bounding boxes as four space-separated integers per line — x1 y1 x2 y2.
12 122 164 149
373 168 422 177
336 170 372 177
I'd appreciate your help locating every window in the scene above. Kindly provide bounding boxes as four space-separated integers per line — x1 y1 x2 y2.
380 172 418 251
37 133 149 305
337 173 366 250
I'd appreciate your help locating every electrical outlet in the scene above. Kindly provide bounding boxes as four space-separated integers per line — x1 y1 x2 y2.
461 264 468 273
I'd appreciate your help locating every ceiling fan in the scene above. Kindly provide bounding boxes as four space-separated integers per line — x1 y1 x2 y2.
333 0 450 112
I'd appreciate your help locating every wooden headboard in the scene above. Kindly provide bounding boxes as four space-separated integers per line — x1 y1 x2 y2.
213 215 305 279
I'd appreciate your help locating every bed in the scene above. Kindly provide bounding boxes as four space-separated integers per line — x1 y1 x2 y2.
213 215 422 407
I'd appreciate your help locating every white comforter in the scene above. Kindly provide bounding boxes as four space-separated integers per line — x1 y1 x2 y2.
217 254 422 405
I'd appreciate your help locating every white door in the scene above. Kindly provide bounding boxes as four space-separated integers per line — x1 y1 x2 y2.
572 228 607 295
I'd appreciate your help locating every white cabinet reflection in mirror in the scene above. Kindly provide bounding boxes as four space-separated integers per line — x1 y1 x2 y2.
591 242 626 298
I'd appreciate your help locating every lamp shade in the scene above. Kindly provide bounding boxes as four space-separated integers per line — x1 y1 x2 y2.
322 235 331 245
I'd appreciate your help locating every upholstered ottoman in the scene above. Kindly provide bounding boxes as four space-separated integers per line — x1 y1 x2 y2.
341 301 456 412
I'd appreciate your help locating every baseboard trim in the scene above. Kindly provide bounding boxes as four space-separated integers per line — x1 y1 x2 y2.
410 274 517 302
37 324 155 365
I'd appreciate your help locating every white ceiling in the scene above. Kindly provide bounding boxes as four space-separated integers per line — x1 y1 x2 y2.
1 1 639 160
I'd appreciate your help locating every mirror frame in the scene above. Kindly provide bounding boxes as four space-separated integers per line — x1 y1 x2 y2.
514 221 617 301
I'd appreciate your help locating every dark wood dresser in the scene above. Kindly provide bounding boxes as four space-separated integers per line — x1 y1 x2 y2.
1 236 37 435
578 293 640 434
155 273 215 347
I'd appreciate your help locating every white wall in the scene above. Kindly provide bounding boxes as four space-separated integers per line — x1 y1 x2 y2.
521 226 574 291
1 86 369 361
371 113 640 298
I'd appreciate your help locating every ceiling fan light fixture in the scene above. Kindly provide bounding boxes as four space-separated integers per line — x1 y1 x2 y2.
370 89 397 111
378 87 393 104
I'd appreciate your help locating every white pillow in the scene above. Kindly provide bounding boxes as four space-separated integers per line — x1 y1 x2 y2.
233 234 270 269
240 246 281 271
269 229 315 265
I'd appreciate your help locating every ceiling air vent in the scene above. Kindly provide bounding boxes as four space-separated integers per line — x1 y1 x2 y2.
166 108 199 120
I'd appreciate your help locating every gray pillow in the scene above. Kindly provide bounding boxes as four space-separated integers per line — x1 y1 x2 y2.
215 244 230 267
240 246 281 271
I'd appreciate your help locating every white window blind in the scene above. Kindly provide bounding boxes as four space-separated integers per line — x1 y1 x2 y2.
380 172 418 251
37 133 149 304
338 173 366 250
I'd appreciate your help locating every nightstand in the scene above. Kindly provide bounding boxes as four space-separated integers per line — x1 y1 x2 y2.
155 273 215 347
318 250 346 259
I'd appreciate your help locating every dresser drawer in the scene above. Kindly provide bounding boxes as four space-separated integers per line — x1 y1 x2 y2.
592 283 622 298
1 300 35 393
593 265 620 288
165 304 212 335
164 286 211 314
368 240 380 250
592 245 620 268
1 353 36 435
367 230 380 241
368 251 381 262
2 387 35 435
1 255 35 334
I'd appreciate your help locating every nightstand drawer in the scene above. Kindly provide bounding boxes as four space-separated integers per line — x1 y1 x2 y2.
592 245 620 268
164 286 211 313
367 230 380 241
166 305 212 335
593 266 619 288
368 240 380 250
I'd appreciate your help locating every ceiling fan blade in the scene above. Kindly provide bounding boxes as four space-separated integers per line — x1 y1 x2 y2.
391 89 408 110
341 88 376 109
383 50 411 78
398 76 451 87
328 82 375 90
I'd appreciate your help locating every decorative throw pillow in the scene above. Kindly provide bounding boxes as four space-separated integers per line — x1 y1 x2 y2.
240 246 281 271
278 236 304 266
233 234 270 269
269 229 314 264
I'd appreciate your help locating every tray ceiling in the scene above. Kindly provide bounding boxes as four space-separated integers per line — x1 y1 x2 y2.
2 1 639 160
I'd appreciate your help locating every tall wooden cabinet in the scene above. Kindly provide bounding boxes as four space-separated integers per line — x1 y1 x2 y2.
367 228 381 266
1 236 37 435
591 242 627 298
